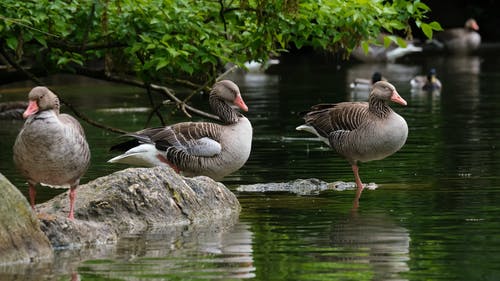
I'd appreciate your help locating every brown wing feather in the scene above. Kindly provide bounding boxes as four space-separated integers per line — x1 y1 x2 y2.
153 122 222 143
303 102 369 138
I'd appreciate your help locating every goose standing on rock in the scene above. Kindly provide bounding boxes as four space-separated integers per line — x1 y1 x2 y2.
13 87 90 220
296 81 408 208
108 80 252 181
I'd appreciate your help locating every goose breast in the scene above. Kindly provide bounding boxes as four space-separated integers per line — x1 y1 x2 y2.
14 110 90 187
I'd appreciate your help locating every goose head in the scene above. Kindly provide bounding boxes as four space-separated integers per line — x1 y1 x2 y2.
211 80 248 112
23 86 60 119
370 81 407 106
465 18 479 31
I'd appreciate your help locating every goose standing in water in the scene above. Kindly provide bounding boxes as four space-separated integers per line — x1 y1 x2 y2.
108 80 252 181
296 81 408 208
13 87 90 220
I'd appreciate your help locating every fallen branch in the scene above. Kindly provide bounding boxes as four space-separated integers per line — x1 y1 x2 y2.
1 46 223 134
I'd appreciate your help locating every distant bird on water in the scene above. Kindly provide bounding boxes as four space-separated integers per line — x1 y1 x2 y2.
350 72 385 91
13 87 90 220
410 68 442 92
296 81 408 208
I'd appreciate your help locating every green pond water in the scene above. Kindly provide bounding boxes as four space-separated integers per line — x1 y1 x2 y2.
0 53 499 281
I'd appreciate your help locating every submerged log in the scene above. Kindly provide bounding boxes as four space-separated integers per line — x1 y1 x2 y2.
237 178 378 195
0 174 53 264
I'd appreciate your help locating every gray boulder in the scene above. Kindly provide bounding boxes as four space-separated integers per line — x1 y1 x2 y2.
0 173 52 264
36 166 241 248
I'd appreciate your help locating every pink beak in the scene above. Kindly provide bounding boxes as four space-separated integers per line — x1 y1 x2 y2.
390 90 407 106
233 94 248 112
23 100 39 119
471 21 479 31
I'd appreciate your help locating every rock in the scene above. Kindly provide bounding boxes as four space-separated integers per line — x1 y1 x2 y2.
237 178 378 195
0 173 53 264
37 166 241 248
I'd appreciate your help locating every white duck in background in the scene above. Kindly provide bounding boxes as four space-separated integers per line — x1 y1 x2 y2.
108 80 253 181
350 72 385 91
296 81 408 208
410 68 442 92
13 87 90 220
244 59 280 73
351 35 422 63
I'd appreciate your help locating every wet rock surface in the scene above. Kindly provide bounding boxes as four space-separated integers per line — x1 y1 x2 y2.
0 174 53 264
33 167 240 248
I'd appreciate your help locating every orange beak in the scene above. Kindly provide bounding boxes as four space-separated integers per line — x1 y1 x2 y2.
23 100 39 119
390 90 407 106
233 94 248 112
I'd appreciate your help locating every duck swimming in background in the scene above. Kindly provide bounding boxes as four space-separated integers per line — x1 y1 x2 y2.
350 72 385 91
410 68 442 92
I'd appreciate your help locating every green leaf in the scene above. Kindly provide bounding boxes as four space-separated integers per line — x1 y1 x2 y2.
5 37 18 51
361 41 369 54
155 59 169 71
56 57 69 66
421 23 433 39
383 36 393 48
395 37 407 47
429 21 443 31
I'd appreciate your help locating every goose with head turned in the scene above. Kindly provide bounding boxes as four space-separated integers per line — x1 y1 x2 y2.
13 86 90 220
108 80 252 181
296 81 408 208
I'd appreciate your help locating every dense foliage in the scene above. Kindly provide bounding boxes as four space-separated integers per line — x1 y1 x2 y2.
0 0 440 86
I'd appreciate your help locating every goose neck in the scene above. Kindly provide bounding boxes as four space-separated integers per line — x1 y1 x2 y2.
368 97 391 118
209 96 240 124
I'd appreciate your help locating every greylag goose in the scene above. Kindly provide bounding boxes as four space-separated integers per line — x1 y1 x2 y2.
108 80 252 181
410 68 442 92
435 18 480 54
296 81 408 208
13 87 90 220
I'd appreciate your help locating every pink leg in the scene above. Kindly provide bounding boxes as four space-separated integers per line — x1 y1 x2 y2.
352 164 364 210
68 185 77 220
28 183 36 211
